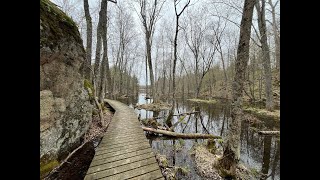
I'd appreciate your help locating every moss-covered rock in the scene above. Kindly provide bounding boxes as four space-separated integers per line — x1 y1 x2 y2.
40 0 82 49
40 1 92 178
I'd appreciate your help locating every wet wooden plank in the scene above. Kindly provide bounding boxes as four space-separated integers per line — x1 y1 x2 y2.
96 139 150 152
99 136 148 147
130 169 164 180
85 157 157 179
87 152 155 174
95 144 150 158
84 99 163 179
100 133 146 142
90 148 152 167
86 163 160 180
95 142 151 156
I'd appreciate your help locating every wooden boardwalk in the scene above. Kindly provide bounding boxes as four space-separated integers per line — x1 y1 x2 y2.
84 99 164 180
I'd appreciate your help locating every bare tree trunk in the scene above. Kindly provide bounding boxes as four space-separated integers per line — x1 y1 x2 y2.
145 28 154 101
256 0 273 111
93 21 102 87
172 0 190 98
98 0 108 103
259 73 262 100
251 52 256 100
172 17 179 98
218 0 255 177
145 55 148 96
268 0 280 76
162 70 166 95
195 58 199 97
220 52 228 98
83 0 92 80
137 0 165 100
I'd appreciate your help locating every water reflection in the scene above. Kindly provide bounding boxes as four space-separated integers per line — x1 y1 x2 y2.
116 93 280 180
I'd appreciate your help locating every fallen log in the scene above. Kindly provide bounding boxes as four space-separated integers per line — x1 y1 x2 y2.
258 131 280 135
142 127 221 139
173 111 200 116
157 126 170 131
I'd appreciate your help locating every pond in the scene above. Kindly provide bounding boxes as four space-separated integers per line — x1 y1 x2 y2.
117 93 280 180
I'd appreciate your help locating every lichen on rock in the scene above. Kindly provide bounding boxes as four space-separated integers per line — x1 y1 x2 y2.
40 0 92 178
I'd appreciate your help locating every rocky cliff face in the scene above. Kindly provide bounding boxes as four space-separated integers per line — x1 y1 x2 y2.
40 0 92 177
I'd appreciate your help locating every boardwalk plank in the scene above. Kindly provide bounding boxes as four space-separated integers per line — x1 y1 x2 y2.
84 99 163 179
85 157 157 179
87 152 155 174
99 163 159 180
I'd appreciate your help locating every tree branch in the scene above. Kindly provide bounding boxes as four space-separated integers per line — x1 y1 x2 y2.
107 0 117 3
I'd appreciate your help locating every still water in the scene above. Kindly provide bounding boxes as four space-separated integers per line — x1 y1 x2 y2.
117 93 280 180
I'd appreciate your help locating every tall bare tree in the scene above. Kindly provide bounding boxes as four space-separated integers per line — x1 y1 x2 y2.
268 0 280 77
83 0 92 80
98 0 109 102
218 0 255 177
137 0 165 101
256 0 273 111
93 4 103 85
210 17 229 98
172 0 190 97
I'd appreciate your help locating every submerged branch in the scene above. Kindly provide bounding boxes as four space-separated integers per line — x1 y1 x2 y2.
142 127 221 139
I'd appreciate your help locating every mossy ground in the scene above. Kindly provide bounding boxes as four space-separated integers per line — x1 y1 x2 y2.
243 107 280 120
135 102 172 111
187 98 217 104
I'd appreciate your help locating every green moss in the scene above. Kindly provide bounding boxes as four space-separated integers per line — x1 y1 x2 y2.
178 139 185 146
84 79 94 99
40 159 59 179
244 107 280 120
140 118 160 128
207 139 216 153
187 98 217 104
177 166 190 175
92 109 98 115
158 155 168 168
40 0 83 49
250 167 260 176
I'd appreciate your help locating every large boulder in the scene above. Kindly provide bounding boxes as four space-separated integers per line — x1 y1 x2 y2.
40 0 92 177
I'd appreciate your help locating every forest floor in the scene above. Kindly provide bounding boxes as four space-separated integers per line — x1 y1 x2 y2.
44 107 113 180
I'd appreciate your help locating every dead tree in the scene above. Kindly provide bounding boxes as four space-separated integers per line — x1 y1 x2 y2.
218 0 255 177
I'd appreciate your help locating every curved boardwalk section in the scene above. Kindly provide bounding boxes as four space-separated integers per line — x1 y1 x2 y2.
84 99 164 180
